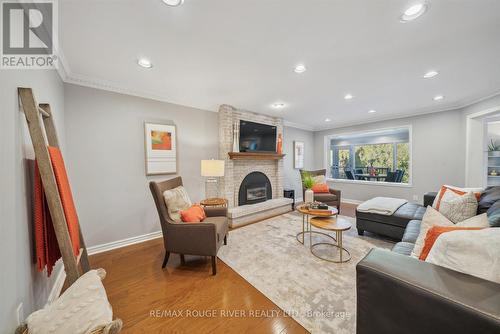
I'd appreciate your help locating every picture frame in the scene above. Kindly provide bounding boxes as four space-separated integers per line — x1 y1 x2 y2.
144 122 177 175
294 141 304 169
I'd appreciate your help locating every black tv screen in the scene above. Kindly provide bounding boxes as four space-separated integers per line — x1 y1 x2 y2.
239 120 277 153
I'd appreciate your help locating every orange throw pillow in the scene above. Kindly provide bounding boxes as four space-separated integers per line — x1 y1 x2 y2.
180 204 206 223
311 183 329 193
419 226 483 260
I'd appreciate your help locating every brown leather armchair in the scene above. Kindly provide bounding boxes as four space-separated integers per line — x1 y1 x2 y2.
300 169 341 211
149 177 228 275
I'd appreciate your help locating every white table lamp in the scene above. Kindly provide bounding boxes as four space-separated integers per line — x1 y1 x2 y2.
201 159 225 198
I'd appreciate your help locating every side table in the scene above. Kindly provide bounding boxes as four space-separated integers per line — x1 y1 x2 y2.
200 198 228 208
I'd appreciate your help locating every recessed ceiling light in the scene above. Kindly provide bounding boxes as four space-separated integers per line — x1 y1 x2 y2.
162 0 184 6
400 2 428 22
294 64 307 73
433 95 444 101
137 58 153 68
325 118 331 122
423 70 438 78
368 109 377 113
272 103 286 109
344 94 354 100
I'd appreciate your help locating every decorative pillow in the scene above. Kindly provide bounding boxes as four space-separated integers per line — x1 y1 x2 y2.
26 269 113 334
311 183 329 193
163 186 192 222
426 228 500 284
477 186 500 214
180 204 206 222
433 185 481 210
438 191 478 223
411 207 489 258
487 200 500 227
419 226 483 260
312 175 326 185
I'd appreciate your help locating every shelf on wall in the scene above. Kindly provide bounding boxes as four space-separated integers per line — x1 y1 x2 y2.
228 152 285 160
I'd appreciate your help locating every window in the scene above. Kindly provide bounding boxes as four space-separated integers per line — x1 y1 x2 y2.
326 127 411 184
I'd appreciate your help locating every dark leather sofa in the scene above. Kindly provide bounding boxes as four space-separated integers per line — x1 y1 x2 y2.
356 188 500 333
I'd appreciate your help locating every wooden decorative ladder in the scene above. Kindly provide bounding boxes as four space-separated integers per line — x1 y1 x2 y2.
18 87 90 285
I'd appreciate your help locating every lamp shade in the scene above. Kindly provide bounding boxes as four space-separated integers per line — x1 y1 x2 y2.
201 160 225 177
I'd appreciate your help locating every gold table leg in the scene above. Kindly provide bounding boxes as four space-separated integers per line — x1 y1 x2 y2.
310 229 351 263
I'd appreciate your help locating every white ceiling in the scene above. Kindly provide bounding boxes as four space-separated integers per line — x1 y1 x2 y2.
59 0 500 130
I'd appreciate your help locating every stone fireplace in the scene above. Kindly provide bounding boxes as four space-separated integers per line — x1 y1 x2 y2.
217 104 292 227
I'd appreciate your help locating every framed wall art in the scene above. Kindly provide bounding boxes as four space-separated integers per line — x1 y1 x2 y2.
294 141 304 169
144 122 177 175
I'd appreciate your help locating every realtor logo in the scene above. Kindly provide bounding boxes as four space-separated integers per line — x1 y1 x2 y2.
1 0 57 69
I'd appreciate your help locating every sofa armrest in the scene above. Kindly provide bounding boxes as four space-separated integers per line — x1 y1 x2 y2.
423 191 437 207
356 248 500 334
329 188 341 201
204 206 227 217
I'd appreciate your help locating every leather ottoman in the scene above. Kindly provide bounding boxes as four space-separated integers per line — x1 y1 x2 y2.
356 203 426 240
355 193 435 240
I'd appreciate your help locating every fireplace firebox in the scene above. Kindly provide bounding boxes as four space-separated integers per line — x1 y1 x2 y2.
238 172 272 206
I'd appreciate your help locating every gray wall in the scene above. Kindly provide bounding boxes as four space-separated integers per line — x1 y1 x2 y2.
1 70 65 334
283 126 315 200
314 110 466 202
64 84 219 247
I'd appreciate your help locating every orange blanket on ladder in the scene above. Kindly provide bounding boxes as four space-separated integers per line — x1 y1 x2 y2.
34 146 80 276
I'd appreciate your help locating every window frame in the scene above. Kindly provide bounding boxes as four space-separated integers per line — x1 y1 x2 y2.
323 125 413 187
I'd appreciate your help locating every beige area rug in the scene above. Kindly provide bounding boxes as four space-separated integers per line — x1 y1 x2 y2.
218 212 394 334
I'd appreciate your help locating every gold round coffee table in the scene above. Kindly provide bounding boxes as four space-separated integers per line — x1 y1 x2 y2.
296 204 338 245
309 216 352 263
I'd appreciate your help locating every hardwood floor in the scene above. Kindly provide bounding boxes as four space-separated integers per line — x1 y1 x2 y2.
89 202 357 334
340 202 358 218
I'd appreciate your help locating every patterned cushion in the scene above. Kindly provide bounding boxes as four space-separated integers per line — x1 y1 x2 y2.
432 185 482 210
163 186 192 222
438 191 478 223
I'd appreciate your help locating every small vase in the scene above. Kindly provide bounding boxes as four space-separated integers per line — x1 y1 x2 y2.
232 122 239 152
277 133 283 154
305 189 314 204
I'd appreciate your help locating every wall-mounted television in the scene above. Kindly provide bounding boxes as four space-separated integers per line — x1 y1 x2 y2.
239 120 277 153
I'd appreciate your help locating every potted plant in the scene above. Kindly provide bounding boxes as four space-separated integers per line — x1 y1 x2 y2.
489 139 500 157
302 172 316 204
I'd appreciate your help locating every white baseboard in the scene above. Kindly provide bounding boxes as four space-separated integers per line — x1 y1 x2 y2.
342 198 363 205
87 230 163 255
47 266 66 305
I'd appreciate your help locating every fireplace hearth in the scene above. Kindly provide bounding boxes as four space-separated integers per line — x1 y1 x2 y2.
238 172 272 206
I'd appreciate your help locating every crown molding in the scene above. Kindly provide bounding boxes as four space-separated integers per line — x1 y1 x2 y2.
313 91 500 132
312 105 463 132
55 48 500 133
283 120 315 131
